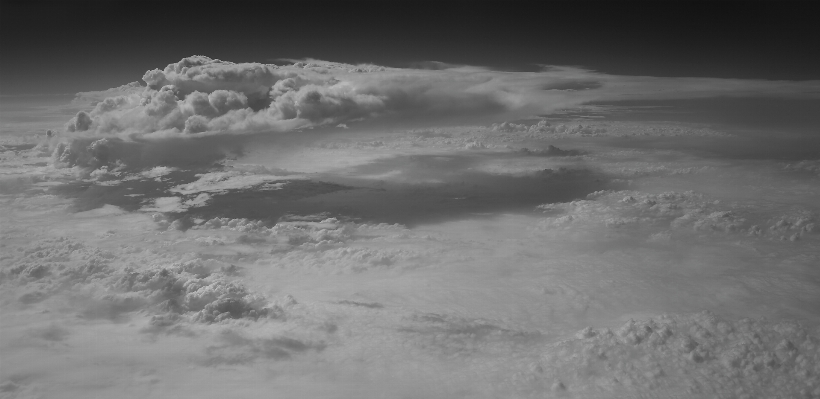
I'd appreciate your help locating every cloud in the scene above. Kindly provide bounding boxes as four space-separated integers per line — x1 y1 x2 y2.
141 55 295 106
535 189 817 244
541 80 603 91
65 111 92 132
168 170 300 195
203 329 325 365
68 56 520 137
2 235 278 323
268 81 385 122
50 55 820 156
50 134 245 171
408 61 471 70
538 311 820 398
71 81 145 106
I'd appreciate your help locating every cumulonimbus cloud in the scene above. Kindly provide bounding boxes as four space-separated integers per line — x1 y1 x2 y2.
60 55 820 140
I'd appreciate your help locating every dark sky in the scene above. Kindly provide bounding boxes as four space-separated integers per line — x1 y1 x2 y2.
1 0 819 96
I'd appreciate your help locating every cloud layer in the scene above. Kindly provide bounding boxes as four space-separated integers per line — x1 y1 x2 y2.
59 56 820 139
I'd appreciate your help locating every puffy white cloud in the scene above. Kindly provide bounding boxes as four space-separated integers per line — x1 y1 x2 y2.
70 81 144 106
268 81 385 122
65 111 92 132
141 56 288 102
56 55 820 141
92 57 507 137
179 90 249 118
538 311 820 398
2 235 277 323
91 95 133 114
183 114 209 134
536 189 817 243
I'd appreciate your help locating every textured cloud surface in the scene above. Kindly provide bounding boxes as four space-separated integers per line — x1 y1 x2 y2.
3 53 820 398
58 56 820 139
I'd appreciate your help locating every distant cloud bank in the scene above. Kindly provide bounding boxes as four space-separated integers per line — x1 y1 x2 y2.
62 55 820 138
